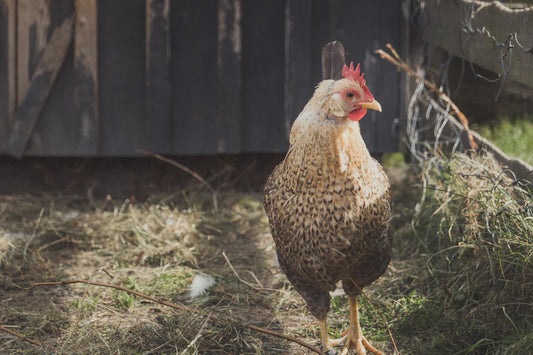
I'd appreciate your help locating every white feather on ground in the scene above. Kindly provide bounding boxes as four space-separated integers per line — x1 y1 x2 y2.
189 274 216 299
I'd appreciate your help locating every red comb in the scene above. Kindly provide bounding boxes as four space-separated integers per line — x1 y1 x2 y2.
342 62 365 85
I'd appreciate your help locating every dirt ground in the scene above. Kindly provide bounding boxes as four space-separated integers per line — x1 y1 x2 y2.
0 155 415 354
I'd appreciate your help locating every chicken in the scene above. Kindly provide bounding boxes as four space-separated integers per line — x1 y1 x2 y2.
264 62 391 355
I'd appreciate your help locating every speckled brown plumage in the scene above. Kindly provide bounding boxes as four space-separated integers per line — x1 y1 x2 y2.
264 77 392 326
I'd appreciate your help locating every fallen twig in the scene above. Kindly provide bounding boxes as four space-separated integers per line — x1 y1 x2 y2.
18 279 192 312
0 324 55 352
137 149 219 210
246 324 326 355
18 279 325 355
222 251 265 291
375 44 478 151
181 312 212 355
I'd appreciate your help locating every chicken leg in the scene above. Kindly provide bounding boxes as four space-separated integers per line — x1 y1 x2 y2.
319 319 348 354
339 295 382 355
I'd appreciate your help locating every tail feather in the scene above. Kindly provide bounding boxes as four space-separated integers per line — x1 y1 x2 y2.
321 41 347 80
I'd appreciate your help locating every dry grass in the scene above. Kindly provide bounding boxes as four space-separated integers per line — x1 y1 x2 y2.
1 153 531 354
0 156 403 354
392 151 533 354
0 188 287 354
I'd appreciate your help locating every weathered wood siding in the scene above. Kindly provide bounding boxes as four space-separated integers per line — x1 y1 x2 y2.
0 0 401 157
422 0 533 89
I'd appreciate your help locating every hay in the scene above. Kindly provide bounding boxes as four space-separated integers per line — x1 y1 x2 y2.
1 152 531 354
403 150 533 353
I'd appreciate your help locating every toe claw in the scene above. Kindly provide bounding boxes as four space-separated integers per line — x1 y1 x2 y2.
362 337 382 355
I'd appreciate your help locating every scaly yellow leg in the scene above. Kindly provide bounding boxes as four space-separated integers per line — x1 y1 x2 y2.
319 319 348 353
340 295 383 355
319 319 331 352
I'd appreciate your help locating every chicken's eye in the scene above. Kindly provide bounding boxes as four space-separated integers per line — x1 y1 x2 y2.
345 91 355 100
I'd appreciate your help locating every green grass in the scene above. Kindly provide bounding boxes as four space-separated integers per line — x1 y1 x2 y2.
474 115 533 165
387 151 533 354
382 152 407 167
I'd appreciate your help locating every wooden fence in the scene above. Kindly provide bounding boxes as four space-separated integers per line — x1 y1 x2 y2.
0 0 401 157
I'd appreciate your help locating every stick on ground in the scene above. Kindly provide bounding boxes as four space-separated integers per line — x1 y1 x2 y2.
0 324 55 351
16 279 326 355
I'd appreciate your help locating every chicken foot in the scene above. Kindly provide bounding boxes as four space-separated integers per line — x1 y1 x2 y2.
319 319 348 354
339 295 382 355
318 294 382 355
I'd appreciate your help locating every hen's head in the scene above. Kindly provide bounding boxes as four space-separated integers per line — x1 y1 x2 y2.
325 62 381 121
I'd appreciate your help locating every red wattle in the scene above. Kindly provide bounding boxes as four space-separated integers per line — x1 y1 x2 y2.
348 108 367 121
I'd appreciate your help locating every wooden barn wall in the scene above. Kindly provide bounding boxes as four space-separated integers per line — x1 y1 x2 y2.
0 0 401 157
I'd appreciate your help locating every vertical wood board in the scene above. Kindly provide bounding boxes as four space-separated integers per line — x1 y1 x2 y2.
311 0 333 86
241 0 286 152
170 0 218 154
2 16 73 157
285 0 312 135
0 0 16 141
216 0 242 153
144 0 171 154
330 0 400 153
26 0 76 155
74 0 98 155
26 45 75 155
16 0 49 105
99 0 145 156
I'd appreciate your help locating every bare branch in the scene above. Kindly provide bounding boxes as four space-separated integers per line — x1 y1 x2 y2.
137 149 218 209
246 324 326 355
0 324 55 352
19 279 325 355
375 44 478 151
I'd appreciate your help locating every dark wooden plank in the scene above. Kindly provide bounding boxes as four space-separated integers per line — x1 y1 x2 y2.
170 0 218 155
400 0 424 148
330 0 400 153
26 45 76 156
241 0 286 152
1 16 74 158
16 0 49 106
26 0 76 156
311 0 332 86
144 0 171 153
74 0 99 155
285 0 313 134
99 0 145 156
422 0 533 89
216 0 241 153
0 0 16 142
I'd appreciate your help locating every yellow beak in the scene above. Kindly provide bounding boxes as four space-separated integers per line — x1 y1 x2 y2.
359 99 382 112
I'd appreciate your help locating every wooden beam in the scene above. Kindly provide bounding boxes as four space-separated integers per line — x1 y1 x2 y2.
443 113 533 184
16 0 50 106
98 0 145 156
74 0 99 155
285 0 312 136
216 0 241 153
422 0 533 88
144 0 171 153
0 0 16 141
2 16 74 158
241 0 285 152
170 0 218 155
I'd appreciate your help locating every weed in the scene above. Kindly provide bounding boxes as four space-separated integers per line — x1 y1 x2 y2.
474 115 533 165
389 151 533 354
